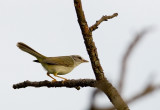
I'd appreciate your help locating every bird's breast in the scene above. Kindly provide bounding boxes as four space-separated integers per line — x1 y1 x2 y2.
41 63 74 75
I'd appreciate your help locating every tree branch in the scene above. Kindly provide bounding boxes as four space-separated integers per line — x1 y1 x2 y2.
89 89 101 110
74 0 129 109
89 76 160 110
89 13 118 32
127 83 160 104
118 28 151 93
74 0 104 81
13 79 97 89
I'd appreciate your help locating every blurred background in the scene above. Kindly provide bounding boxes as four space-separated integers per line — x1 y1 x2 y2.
0 0 160 109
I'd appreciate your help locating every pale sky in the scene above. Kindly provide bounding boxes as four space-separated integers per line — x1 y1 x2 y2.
0 0 160 110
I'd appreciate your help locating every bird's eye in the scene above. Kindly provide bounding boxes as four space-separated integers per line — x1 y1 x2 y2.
78 56 82 59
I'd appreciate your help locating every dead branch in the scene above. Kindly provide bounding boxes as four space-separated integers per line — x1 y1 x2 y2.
74 0 104 81
127 83 160 103
90 83 160 110
89 13 118 32
118 28 151 93
13 79 97 90
74 0 129 109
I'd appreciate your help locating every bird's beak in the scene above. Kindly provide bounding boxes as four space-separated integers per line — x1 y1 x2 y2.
83 59 89 62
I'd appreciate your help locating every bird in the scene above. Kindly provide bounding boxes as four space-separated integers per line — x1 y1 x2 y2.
17 42 88 81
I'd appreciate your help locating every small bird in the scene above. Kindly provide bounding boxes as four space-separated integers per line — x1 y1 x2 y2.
17 42 88 81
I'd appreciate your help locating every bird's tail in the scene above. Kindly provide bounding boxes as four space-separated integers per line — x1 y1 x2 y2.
17 42 45 59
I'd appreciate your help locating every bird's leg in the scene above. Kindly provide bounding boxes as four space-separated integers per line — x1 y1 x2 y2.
54 72 67 81
47 72 57 82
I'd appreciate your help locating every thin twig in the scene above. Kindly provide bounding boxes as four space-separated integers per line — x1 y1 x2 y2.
118 28 151 93
89 89 101 109
127 84 160 103
89 13 118 32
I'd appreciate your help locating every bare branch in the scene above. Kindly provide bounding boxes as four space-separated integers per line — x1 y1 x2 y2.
74 0 129 109
89 13 118 32
118 28 151 93
74 0 104 80
89 82 160 110
127 83 160 103
13 79 97 90
89 89 101 109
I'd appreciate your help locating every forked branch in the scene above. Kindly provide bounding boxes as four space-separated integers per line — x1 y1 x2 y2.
74 0 129 110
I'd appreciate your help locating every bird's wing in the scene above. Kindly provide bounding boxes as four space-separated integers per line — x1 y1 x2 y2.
41 56 74 67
